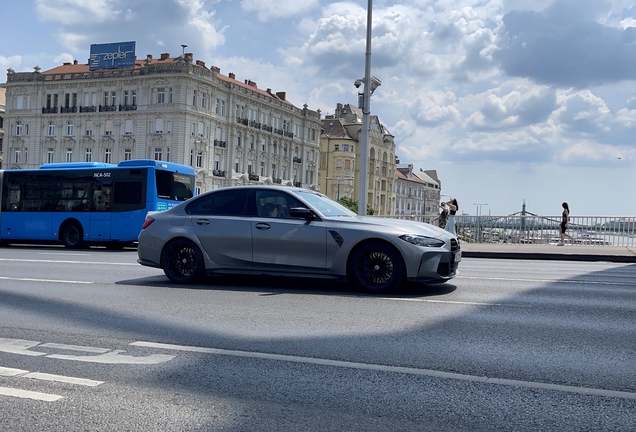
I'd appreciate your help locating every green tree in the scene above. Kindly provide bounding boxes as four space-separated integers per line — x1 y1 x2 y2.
339 196 375 215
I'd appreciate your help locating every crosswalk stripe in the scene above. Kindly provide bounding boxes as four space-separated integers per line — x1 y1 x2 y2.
0 386 63 402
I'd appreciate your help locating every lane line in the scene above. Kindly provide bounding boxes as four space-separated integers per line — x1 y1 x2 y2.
40 343 110 353
131 341 636 401
0 366 29 376
0 386 62 402
0 276 92 284
383 298 508 306
457 275 636 286
23 372 103 387
0 258 136 266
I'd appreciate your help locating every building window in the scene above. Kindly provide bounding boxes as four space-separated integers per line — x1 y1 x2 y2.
48 121 55 136
157 88 165 104
14 150 21 164
85 148 92 162
169 87 173 104
104 119 113 136
221 100 225 116
214 155 220 171
85 119 93 136
15 121 22 136
66 121 74 136
236 132 241 147
66 149 73 163
124 149 132 161
196 152 203 168
124 119 133 135
104 148 112 164
155 118 164 134
234 159 240 173
154 147 163 161
47 149 55 164
199 92 206 108
250 135 255 150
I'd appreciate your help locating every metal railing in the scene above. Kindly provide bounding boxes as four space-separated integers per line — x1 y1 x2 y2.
381 214 636 247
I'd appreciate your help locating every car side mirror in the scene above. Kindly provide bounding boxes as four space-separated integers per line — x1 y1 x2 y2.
289 207 317 220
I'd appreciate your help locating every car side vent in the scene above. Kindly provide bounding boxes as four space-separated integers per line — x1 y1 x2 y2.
329 230 344 247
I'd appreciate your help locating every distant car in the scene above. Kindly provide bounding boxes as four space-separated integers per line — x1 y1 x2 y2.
137 186 461 294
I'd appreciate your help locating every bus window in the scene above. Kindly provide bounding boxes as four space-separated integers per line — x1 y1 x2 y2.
155 170 194 201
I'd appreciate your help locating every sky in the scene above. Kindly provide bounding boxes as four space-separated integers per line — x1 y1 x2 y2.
2 0 636 216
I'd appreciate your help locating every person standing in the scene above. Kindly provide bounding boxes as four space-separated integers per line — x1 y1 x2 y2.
444 198 459 235
558 202 573 245
431 202 449 229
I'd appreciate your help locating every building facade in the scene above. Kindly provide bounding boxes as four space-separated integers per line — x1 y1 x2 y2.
0 86 5 168
395 164 441 222
2 53 322 193
320 103 396 215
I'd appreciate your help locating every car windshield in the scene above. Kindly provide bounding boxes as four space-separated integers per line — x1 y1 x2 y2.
296 190 357 217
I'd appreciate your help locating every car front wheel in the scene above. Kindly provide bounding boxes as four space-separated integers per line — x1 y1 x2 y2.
161 238 205 284
348 241 404 294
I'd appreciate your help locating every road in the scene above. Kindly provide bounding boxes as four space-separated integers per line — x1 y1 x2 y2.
0 246 635 431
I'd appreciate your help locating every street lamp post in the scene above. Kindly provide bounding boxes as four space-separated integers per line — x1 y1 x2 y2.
473 203 488 243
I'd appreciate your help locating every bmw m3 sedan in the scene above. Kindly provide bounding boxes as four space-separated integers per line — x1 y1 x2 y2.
137 186 461 294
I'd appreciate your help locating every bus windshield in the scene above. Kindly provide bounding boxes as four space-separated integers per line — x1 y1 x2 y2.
156 170 195 201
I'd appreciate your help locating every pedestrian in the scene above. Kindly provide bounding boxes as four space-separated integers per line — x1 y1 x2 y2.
431 202 449 229
444 198 458 235
558 202 573 246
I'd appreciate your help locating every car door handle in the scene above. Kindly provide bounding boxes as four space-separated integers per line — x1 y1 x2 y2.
255 223 271 230
196 219 210 225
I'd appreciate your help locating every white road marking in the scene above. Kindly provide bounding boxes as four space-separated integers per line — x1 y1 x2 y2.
0 258 136 266
48 350 174 364
384 298 507 306
0 366 29 376
40 343 110 354
0 338 47 356
0 276 93 284
0 386 62 402
131 341 636 401
457 275 635 286
23 372 103 387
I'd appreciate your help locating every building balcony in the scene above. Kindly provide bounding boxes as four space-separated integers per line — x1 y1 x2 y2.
249 173 260 181
213 140 227 148
293 157 302 164
249 120 261 129
60 106 77 113
274 178 282 184
261 125 273 132
212 169 225 177
42 107 58 114
236 117 249 125
119 104 137 111
99 105 117 112
293 181 302 188
284 131 294 138
79 106 97 113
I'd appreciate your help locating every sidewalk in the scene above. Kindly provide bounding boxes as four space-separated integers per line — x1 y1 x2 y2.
460 243 636 263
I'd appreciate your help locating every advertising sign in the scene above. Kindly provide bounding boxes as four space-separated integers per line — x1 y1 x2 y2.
89 41 136 71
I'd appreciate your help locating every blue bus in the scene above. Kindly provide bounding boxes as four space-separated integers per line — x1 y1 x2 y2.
0 160 195 249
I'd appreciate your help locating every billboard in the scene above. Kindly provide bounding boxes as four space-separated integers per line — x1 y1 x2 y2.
89 41 136 71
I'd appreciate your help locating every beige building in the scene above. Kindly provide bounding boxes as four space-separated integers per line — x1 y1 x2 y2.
2 52 322 193
0 86 5 168
395 164 441 222
320 103 396 215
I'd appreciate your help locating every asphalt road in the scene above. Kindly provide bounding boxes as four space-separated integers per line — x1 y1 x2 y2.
0 246 635 431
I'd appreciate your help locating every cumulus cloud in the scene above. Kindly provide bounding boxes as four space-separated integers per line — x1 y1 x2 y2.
36 0 121 25
241 0 319 21
496 0 636 87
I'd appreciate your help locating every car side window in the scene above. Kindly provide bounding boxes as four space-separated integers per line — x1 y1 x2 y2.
255 190 303 219
186 189 250 216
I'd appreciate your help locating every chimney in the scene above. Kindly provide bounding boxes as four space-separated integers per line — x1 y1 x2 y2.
276 92 286 101
196 60 206 67
160 53 169 60
229 72 236 79
73 59 78 65
146 54 153 60
185 53 193 62
211 66 220 73
63 62 71 66
247 80 257 88
336 103 343 117
266 88 272 94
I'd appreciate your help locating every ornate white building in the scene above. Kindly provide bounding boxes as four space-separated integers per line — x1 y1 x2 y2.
395 164 441 222
2 52 322 193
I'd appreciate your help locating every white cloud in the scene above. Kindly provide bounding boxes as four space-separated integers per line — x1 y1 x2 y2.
36 0 121 25
241 0 319 21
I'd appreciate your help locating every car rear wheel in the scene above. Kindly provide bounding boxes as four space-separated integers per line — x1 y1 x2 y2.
61 222 85 249
161 238 205 284
348 240 404 294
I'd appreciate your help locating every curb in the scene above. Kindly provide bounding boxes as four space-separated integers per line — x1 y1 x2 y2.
462 251 636 263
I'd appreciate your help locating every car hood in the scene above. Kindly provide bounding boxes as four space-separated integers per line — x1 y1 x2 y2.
327 215 450 238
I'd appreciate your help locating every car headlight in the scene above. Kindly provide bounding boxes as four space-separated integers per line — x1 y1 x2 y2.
399 234 445 248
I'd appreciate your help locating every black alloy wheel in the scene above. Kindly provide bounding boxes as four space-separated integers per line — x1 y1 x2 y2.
348 240 404 294
161 238 205 284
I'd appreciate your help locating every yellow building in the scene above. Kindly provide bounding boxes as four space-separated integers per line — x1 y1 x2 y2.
320 103 396 215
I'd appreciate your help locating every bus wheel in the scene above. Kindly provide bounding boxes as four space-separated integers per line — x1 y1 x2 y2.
161 238 205 284
62 222 85 249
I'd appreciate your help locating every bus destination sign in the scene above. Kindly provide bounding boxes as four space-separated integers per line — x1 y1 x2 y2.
89 41 136 71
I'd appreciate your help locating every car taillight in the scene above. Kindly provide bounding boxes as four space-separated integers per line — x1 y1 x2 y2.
141 219 155 229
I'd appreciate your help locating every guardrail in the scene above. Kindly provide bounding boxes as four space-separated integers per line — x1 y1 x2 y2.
384 214 636 247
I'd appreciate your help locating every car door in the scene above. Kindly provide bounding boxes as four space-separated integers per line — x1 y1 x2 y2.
188 188 252 266
251 190 327 269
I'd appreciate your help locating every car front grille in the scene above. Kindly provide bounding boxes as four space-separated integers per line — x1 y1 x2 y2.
437 239 461 277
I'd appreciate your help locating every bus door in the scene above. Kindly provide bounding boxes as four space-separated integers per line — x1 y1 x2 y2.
89 182 112 241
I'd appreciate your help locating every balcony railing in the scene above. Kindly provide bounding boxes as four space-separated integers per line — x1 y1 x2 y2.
249 120 261 129
261 125 273 132
79 106 97 113
236 117 249 125
249 173 260 181
213 140 226 148
42 107 58 114
99 105 117 112
212 169 225 177
274 178 282 184
293 157 302 164
293 181 302 188
119 104 137 111
60 106 77 113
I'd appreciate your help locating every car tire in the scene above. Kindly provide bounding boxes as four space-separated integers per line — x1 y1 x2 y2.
61 221 85 249
348 240 404 294
161 238 205 284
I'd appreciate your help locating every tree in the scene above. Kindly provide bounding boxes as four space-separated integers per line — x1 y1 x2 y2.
339 196 375 215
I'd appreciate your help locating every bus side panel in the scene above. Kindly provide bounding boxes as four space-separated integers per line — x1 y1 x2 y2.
89 212 111 242
2 212 54 241
52 214 92 242
110 209 147 241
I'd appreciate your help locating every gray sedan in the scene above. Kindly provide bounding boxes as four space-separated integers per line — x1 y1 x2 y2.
137 186 460 294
